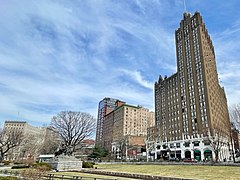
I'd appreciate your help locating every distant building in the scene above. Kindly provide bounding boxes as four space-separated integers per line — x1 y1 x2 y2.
3 121 46 161
153 11 231 161
75 139 95 160
95 97 125 146
104 103 155 159
95 97 155 159
38 154 55 163
4 121 42 135
81 139 95 148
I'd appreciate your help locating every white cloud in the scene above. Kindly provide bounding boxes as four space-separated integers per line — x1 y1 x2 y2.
0 0 239 126
120 69 153 89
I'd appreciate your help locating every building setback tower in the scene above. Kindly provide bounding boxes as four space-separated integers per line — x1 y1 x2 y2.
154 12 231 161
95 97 125 146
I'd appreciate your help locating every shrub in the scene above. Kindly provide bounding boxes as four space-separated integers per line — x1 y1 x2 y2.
11 165 30 169
13 162 22 165
32 162 52 171
21 168 48 180
2 160 10 165
20 162 51 180
82 161 94 168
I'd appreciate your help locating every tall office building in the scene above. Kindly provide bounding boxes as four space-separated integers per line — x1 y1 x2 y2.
154 12 231 161
95 97 125 146
3 121 46 160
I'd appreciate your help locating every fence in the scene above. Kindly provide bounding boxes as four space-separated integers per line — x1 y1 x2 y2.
0 170 118 180
0 169 20 177
47 174 118 180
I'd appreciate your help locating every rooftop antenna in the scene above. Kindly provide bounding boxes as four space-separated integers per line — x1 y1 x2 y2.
183 0 187 12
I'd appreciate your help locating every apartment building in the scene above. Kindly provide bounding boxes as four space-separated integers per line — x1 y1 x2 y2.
101 103 155 159
153 11 231 161
95 97 125 146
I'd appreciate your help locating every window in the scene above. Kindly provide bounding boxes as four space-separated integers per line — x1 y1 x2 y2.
176 143 180 148
193 141 200 146
194 118 197 124
203 140 210 145
163 144 167 149
184 142 190 147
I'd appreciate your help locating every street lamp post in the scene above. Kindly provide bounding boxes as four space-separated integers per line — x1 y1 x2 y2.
192 142 195 160
174 146 177 159
167 146 171 160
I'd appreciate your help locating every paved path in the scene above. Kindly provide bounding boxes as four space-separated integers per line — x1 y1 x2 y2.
0 166 12 170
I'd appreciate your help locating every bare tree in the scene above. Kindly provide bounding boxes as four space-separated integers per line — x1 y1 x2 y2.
145 126 157 162
0 129 23 161
229 104 240 130
38 129 59 155
50 111 96 155
22 133 46 160
114 136 128 160
207 130 228 163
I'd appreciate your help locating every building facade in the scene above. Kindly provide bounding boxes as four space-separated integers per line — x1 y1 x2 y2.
107 104 155 159
3 121 46 161
153 12 231 161
95 97 125 146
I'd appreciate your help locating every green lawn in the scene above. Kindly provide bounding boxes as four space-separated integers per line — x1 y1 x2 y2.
95 164 240 180
0 177 17 180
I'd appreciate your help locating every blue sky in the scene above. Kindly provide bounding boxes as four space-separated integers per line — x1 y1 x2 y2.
0 0 240 127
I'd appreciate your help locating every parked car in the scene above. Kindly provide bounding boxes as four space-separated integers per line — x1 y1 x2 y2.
183 158 197 163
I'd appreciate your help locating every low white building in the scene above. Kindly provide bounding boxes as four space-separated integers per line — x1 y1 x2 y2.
38 154 55 162
147 135 231 162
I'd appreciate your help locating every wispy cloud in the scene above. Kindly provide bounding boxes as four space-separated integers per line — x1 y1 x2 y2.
120 69 154 89
0 0 239 127
211 14 240 105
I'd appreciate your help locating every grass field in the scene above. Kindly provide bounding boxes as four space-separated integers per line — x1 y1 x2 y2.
95 164 240 180
0 177 17 180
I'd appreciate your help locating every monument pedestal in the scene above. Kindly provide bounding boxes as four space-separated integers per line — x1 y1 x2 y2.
50 155 82 171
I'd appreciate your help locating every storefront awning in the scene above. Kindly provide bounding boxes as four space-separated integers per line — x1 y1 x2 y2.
194 149 201 153
204 150 212 153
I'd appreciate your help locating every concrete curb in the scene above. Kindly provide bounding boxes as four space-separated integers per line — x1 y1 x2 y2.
81 169 194 180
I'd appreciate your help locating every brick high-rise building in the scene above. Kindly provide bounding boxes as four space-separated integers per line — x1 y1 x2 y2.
153 12 231 161
105 104 155 159
95 97 125 146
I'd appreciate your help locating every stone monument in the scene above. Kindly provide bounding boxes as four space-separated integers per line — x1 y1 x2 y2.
49 144 82 171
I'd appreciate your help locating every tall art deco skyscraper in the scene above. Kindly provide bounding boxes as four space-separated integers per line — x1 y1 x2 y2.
154 12 231 161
